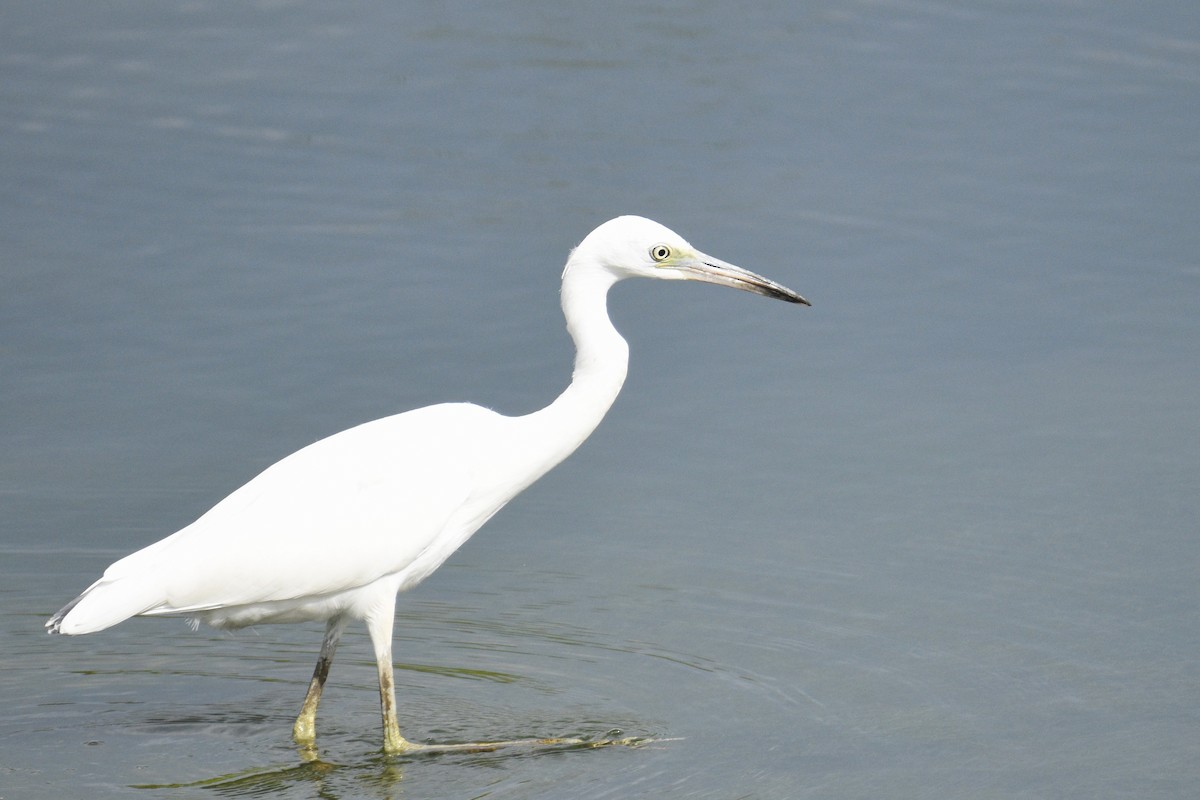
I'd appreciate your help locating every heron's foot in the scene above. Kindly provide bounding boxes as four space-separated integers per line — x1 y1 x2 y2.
384 734 659 756
382 731 419 755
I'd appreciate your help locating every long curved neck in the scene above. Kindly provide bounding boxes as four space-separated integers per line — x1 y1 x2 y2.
520 263 628 472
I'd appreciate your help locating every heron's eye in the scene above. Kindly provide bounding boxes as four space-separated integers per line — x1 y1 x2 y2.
650 244 672 262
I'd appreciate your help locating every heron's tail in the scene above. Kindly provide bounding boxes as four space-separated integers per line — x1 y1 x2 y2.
46 577 165 635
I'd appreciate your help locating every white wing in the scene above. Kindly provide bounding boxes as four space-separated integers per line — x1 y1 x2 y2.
53 402 506 633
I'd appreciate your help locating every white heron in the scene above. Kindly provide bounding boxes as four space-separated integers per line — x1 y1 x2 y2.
47 215 808 753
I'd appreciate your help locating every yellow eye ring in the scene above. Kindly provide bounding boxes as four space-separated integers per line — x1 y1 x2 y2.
650 244 672 262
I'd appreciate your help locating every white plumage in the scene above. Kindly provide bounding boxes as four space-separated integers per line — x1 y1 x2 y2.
48 215 807 753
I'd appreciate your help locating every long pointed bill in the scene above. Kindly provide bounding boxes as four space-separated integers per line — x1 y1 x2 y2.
678 252 810 305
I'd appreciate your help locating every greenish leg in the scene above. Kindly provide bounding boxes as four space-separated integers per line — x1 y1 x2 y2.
366 606 641 755
293 616 347 747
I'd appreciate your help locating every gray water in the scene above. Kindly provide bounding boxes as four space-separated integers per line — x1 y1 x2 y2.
3 1 1198 797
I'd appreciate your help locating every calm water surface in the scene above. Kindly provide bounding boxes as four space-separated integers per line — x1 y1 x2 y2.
3 1 1198 798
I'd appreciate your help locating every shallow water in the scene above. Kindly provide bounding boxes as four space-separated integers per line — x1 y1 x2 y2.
3 1 1199 797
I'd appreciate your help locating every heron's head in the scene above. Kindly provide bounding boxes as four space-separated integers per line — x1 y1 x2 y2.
567 215 809 305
